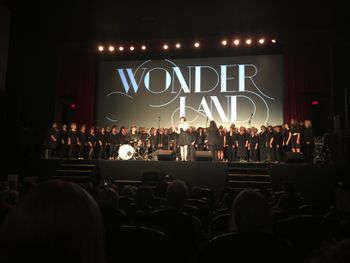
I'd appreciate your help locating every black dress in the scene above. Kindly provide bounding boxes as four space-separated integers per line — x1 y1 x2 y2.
178 128 190 146
273 131 283 162
249 135 259 161
282 128 291 152
218 133 225 151
68 130 78 159
259 131 268 162
236 133 248 159
290 124 301 148
78 130 87 159
43 127 59 158
226 132 237 161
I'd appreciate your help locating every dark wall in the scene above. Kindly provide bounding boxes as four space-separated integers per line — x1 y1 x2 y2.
4 2 58 174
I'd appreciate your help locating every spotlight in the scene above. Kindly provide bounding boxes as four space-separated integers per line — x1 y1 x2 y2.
246 39 252 45
108 46 115 52
119 46 124 51
194 42 200 48
130 46 135 51
222 40 227 46
258 38 265 44
271 39 277 43
175 43 181 48
98 45 104 52
163 44 169 50
141 45 147 50
233 39 240 46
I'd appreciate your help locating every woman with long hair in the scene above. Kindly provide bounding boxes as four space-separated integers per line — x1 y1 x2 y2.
206 120 220 161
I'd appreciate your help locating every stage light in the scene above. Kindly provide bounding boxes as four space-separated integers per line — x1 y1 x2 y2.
258 38 265 44
312 100 319 105
271 39 277 43
119 46 124 51
246 39 252 45
70 103 76 109
233 39 240 46
175 43 181 48
130 46 135 51
98 45 104 52
108 46 115 52
141 45 146 50
194 42 200 48
163 44 169 50
222 40 227 46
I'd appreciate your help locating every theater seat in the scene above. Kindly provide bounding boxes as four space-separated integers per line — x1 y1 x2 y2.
198 232 298 263
105 224 177 263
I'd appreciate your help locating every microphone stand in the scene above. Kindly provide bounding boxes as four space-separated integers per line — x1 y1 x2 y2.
248 113 253 128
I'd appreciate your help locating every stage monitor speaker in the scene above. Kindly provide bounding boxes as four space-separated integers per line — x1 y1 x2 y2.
157 150 176 161
195 151 213 161
284 152 305 163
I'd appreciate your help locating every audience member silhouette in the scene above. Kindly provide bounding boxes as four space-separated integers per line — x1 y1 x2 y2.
0 180 106 263
166 180 189 209
230 189 271 233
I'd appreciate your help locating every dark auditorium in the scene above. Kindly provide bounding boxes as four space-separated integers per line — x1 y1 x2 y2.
0 1 349 262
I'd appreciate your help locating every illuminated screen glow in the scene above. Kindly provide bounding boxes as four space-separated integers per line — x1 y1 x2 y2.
96 55 283 128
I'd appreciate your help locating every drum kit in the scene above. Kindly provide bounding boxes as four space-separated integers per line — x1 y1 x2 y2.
118 138 149 160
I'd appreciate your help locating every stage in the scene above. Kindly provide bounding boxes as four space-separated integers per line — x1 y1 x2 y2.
38 159 350 209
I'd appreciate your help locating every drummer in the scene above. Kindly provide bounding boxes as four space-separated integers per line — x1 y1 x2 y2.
126 124 140 147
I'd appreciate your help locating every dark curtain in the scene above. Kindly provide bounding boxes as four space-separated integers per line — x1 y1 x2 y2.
283 31 332 123
56 45 96 127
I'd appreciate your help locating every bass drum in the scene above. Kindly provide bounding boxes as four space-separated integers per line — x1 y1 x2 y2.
118 144 135 160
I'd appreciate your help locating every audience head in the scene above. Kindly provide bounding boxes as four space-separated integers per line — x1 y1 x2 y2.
0 180 106 263
166 180 189 209
121 185 136 199
230 189 271 233
96 187 119 210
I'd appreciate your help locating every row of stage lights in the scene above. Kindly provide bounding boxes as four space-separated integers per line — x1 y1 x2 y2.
97 38 277 53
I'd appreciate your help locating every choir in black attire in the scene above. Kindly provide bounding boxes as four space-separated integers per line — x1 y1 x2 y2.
43 118 316 163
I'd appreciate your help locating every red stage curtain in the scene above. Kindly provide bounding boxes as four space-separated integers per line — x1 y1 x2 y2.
283 31 332 122
56 44 96 127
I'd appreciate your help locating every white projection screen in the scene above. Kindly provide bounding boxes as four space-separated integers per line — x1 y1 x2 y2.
96 55 283 129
